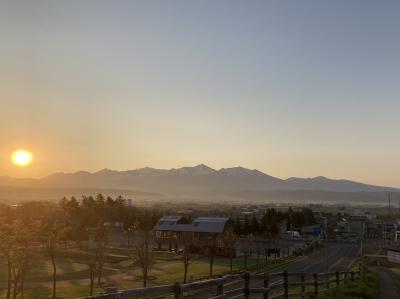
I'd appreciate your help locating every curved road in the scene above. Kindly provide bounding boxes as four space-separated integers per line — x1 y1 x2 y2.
373 267 400 299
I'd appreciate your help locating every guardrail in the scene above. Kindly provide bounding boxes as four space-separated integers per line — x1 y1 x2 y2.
79 265 363 299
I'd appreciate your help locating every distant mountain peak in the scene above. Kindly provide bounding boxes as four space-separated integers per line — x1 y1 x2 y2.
218 166 261 175
193 164 215 172
287 176 328 181
95 168 117 175
171 164 216 175
312 176 329 180
74 171 91 175
195 163 213 169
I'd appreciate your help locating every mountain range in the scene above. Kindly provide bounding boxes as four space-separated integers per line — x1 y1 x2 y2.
0 165 397 201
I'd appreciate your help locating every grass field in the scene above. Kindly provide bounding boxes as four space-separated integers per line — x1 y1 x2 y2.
0 248 297 299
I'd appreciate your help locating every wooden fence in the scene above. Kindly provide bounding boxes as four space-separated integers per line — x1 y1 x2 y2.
190 256 298 283
79 266 363 299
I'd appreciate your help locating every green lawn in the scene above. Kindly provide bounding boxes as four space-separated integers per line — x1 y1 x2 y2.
150 255 300 284
0 258 126 283
0 257 88 281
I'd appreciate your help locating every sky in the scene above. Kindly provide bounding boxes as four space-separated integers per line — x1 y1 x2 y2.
1 0 400 186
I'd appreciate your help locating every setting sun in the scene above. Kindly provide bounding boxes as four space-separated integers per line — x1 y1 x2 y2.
11 149 33 167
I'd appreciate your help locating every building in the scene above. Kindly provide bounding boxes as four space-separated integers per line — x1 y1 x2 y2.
154 216 235 256
302 225 322 237
349 211 376 222
336 219 364 242
154 215 191 251
387 247 400 264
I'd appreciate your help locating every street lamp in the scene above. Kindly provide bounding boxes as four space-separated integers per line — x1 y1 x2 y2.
360 221 365 257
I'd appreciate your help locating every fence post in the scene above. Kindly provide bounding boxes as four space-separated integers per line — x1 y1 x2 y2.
105 287 118 294
283 271 289 299
174 282 183 299
244 272 250 299
313 273 319 296
327 273 330 289
300 273 305 299
216 283 223 296
336 271 339 287
359 263 364 277
263 273 270 299
344 272 348 284
351 271 354 282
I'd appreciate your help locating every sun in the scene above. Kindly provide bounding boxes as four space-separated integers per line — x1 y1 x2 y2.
11 149 33 167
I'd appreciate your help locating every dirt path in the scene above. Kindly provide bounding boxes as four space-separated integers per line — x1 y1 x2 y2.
373 267 400 299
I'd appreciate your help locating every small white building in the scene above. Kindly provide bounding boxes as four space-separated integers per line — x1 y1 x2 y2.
387 247 400 264
283 230 301 239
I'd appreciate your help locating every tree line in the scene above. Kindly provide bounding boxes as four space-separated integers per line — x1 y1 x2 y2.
233 207 316 237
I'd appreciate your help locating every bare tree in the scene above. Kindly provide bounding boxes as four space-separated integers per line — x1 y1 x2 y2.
86 225 109 286
6 222 38 299
223 229 237 274
180 231 193 283
133 228 152 287
82 241 100 297
42 215 66 299
205 235 218 278
87 257 97 296
240 239 251 269
11 248 32 299
95 227 108 286
0 224 15 299
254 236 261 266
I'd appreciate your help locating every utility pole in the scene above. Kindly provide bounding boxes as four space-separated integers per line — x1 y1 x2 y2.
360 222 365 257
325 217 328 272
388 192 392 246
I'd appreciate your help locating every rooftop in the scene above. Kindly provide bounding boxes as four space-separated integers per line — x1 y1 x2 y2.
154 216 230 233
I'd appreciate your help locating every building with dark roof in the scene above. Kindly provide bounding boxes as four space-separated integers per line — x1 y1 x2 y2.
154 216 235 255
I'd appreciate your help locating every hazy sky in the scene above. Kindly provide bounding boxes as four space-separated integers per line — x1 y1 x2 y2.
1 0 400 186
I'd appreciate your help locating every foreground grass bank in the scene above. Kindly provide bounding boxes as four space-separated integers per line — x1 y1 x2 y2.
313 267 379 299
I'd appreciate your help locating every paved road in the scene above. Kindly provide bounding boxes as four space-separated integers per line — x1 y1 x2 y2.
287 242 360 273
187 243 360 298
373 267 400 299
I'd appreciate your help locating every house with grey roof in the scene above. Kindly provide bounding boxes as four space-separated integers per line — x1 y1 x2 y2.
154 216 235 256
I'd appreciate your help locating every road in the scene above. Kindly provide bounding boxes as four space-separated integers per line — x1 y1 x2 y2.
187 243 360 298
373 267 400 299
287 242 360 273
